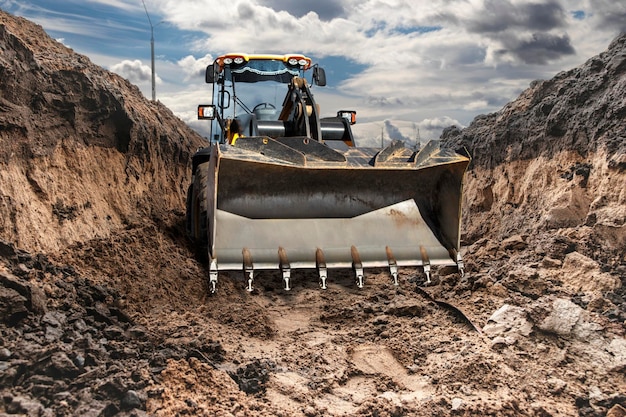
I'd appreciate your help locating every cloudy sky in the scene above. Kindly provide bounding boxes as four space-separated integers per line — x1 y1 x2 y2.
1 0 625 143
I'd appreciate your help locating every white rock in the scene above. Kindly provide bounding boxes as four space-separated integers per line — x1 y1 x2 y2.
536 298 582 336
607 337 626 369
535 298 602 340
483 304 532 342
451 397 464 411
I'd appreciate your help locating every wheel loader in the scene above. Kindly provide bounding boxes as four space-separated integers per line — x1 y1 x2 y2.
186 53 471 293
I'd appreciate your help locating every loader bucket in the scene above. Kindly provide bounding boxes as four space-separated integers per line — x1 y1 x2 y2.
201 138 470 290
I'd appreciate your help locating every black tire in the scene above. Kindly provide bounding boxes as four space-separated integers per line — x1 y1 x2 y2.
191 162 210 245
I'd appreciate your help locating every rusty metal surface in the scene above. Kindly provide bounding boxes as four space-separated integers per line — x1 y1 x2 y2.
221 138 468 169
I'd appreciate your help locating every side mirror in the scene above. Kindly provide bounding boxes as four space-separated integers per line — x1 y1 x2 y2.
205 64 216 83
313 66 326 86
198 104 216 120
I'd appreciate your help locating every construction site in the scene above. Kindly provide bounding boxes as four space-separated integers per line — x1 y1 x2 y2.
0 9 625 417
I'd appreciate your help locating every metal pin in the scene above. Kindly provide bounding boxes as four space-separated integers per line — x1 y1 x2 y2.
386 246 399 286
452 249 465 278
243 248 254 292
316 248 328 289
423 263 431 284
278 247 291 291
209 258 218 294
351 246 364 288
420 246 431 284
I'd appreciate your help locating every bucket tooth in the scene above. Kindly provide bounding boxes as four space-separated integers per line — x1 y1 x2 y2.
386 246 399 286
242 248 255 292
451 249 465 278
209 258 218 294
316 248 328 290
351 246 364 288
278 247 291 291
420 246 431 284
423 264 431 284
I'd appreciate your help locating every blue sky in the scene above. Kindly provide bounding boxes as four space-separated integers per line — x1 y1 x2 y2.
1 0 624 144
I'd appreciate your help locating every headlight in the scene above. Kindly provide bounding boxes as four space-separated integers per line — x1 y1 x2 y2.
233 56 244 64
287 56 310 68
223 57 233 65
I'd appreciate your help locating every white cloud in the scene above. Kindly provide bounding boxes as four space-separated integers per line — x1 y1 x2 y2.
419 116 464 131
85 0 142 13
463 100 490 111
55 37 70 48
9 0 622 138
177 54 213 81
110 59 162 85
351 116 465 147
141 0 626 132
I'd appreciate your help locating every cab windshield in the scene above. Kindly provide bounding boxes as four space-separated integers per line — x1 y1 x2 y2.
228 59 301 83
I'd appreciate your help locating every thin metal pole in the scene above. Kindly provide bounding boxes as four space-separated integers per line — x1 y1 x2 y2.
142 0 156 101
150 27 155 101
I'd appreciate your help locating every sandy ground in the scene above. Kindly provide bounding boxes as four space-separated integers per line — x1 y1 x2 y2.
41 208 623 417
